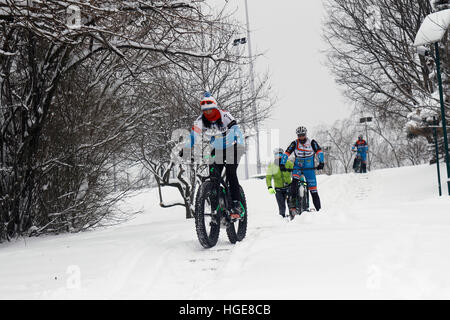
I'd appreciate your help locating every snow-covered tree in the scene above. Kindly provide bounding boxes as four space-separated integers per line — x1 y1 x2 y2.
0 0 247 240
323 0 449 165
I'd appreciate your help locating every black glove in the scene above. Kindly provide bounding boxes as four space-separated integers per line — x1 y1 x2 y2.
317 162 324 170
279 164 286 171
178 149 184 158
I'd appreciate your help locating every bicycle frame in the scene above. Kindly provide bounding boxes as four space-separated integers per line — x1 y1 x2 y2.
202 162 234 221
194 157 247 248
296 175 309 213
287 167 317 214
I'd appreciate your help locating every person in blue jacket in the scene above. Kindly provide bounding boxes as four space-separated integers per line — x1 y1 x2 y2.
180 92 245 219
352 135 368 173
279 126 324 213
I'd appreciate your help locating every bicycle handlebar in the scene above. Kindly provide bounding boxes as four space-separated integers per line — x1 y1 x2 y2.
284 167 318 172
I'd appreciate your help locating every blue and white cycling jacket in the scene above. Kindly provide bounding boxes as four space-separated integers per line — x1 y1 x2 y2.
187 110 244 150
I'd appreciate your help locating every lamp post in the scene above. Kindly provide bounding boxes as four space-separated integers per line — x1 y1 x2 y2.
429 117 443 196
228 0 261 175
244 0 262 175
233 37 250 179
414 9 450 195
432 42 450 196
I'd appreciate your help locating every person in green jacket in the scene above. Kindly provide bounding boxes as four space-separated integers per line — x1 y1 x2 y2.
266 148 294 217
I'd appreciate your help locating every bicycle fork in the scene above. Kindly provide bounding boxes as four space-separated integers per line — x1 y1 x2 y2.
213 186 234 227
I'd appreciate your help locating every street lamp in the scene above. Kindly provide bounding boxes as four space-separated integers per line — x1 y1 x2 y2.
414 9 450 196
233 36 250 179
233 37 247 46
244 0 262 175
227 0 261 175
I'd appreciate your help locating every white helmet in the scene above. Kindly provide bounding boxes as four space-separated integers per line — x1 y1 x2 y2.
296 126 307 136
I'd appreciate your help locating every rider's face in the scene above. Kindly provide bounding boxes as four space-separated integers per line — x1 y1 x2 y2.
203 109 214 116
298 134 306 142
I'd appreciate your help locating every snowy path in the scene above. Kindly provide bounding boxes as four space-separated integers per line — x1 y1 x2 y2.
1 164 450 299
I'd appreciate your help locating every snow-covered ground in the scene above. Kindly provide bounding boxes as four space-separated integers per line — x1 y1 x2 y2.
1 164 450 299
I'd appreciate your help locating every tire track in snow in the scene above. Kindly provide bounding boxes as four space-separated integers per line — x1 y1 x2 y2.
100 233 180 299
189 223 273 299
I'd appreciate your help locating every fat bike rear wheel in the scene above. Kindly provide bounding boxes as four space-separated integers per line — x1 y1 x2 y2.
226 186 248 244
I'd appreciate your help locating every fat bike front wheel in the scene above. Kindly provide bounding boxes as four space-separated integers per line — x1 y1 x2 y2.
194 181 221 248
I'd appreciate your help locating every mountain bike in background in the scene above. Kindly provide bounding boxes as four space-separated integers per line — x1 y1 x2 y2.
287 167 317 220
353 152 362 173
352 151 367 173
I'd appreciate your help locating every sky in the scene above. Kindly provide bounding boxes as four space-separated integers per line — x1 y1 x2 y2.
209 0 353 174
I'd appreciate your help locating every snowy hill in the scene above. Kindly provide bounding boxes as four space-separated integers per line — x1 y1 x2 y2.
1 164 450 299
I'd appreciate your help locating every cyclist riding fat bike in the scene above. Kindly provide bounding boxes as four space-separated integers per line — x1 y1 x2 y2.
279 126 324 213
352 134 368 173
181 92 245 219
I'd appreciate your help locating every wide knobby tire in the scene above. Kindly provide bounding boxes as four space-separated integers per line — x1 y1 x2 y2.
194 181 220 249
302 184 309 212
295 183 308 213
353 157 361 173
226 185 248 244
